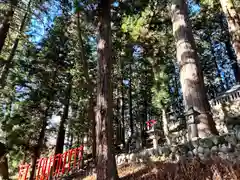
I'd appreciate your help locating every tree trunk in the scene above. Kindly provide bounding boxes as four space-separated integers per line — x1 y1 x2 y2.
66 124 71 149
0 156 9 180
0 0 31 89
55 76 72 155
0 0 18 54
0 143 9 180
116 89 122 145
121 60 125 147
219 0 240 79
69 133 73 148
141 93 148 146
129 61 133 136
89 97 96 163
162 108 171 144
76 12 96 163
95 0 119 179
171 0 218 138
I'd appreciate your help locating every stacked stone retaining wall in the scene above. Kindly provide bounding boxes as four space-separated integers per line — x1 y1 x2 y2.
115 133 240 165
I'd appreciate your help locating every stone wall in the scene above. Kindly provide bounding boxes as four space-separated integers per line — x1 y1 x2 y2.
188 134 240 161
210 85 240 135
115 133 240 165
211 100 240 134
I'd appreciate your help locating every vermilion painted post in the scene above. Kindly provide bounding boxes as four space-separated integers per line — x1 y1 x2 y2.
36 158 44 180
18 164 30 180
68 148 73 172
52 153 62 177
61 151 68 175
41 158 48 179
40 158 45 179
25 164 30 180
55 154 62 176
46 156 53 178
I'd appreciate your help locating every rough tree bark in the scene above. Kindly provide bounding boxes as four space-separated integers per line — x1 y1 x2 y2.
219 0 240 81
171 0 218 138
95 0 119 179
89 97 96 163
162 108 171 144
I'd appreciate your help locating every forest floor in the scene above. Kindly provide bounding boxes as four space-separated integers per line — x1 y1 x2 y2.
81 156 240 180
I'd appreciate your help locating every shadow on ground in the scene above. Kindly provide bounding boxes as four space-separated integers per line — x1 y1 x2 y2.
73 156 240 180
120 157 240 180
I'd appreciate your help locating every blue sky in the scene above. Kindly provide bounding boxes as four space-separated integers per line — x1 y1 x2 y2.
28 1 119 44
26 0 199 44
113 1 119 7
27 1 60 43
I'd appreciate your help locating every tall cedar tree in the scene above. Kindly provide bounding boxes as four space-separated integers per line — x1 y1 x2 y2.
95 0 119 179
171 0 218 137
76 11 96 163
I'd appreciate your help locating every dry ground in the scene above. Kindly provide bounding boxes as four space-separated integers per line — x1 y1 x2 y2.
82 157 240 180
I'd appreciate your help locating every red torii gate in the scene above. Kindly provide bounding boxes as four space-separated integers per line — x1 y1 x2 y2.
18 145 84 180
